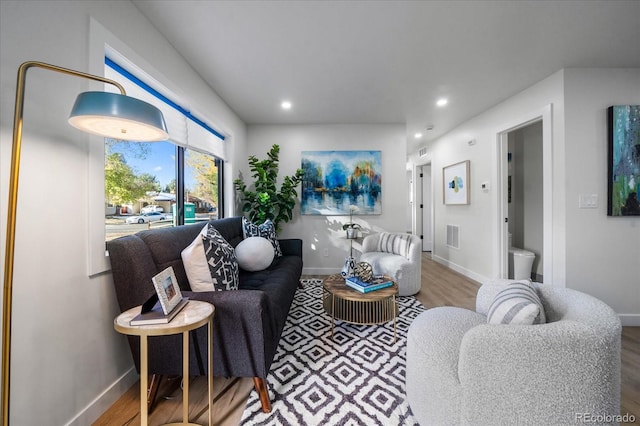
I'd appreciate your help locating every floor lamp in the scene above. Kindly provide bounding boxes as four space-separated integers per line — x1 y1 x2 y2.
1 61 168 425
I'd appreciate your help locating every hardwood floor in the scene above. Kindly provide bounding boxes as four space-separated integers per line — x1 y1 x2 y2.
94 253 640 425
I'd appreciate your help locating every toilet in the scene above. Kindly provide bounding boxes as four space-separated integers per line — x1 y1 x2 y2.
508 233 536 280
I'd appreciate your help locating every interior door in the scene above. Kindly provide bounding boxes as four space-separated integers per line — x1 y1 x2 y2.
421 165 433 251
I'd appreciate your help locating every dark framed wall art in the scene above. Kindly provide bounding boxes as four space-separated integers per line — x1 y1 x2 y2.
608 105 640 216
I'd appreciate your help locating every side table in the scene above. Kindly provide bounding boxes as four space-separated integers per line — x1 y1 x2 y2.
114 300 215 426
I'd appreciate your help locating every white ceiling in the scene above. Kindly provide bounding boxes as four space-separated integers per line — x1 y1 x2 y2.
132 0 640 154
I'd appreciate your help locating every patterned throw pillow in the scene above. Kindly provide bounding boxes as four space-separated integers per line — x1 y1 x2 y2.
203 225 239 291
487 281 546 325
377 232 411 258
242 217 282 257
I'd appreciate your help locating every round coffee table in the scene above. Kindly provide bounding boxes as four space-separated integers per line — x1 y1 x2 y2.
322 274 398 342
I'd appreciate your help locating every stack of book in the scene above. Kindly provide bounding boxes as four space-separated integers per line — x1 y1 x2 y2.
345 275 393 293
130 297 189 326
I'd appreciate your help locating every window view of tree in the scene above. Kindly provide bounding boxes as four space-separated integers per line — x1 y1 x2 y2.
185 149 220 217
105 141 221 241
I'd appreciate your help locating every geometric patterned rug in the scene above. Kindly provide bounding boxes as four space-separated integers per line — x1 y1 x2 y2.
240 278 426 425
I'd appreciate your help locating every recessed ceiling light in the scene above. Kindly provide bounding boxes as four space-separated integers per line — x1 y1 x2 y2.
414 132 423 139
281 101 292 110
436 98 448 107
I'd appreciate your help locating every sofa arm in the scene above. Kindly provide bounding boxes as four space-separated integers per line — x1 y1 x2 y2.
458 322 621 425
279 238 302 257
184 289 275 378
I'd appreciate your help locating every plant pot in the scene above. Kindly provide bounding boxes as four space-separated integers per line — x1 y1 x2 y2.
346 227 356 239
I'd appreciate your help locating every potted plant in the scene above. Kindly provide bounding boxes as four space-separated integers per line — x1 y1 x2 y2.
342 205 361 238
233 144 303 231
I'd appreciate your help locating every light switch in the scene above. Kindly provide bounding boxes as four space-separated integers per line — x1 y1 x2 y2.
579 194 598 208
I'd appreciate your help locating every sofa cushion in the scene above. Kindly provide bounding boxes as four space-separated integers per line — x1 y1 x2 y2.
203 225 239 291
180 224 212 292
242 217 282 257
235 236 275 271
487 281 546 325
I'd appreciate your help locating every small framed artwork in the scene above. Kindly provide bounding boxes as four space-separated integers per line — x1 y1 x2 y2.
152 266 184 314
608 105 640 216
443 160 470 205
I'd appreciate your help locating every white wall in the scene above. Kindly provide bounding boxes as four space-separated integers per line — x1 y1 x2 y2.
563 68 640 325
410 71 565 284
0 1 246 424
411 67 640 325
246 124 406 274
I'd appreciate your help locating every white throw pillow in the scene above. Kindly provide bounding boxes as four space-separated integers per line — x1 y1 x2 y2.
235 237 275 271
487 281 546 325
181 224 214 292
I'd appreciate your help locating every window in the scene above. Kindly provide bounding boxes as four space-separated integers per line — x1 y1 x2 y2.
103 55 225 241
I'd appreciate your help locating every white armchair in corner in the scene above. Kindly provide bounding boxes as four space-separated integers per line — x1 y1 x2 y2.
359 232 422 296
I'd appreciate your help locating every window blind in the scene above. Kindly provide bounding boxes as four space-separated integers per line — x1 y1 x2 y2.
104 56 226 159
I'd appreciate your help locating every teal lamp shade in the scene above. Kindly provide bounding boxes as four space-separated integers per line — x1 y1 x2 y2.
68 91 168 141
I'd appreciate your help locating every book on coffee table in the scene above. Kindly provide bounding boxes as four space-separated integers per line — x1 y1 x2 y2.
345 275 393 293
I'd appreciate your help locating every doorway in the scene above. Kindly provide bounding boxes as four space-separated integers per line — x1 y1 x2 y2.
497 104 553 283
414 163 432 252
506 121 543 281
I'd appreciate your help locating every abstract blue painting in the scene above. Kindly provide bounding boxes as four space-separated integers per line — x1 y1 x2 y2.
301 151 382 215
608 105 640 216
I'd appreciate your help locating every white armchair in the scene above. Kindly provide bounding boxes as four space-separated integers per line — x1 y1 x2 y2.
406 281 622 425
359 232 422 296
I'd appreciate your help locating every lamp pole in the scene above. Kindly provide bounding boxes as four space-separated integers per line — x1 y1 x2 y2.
2 61 165 425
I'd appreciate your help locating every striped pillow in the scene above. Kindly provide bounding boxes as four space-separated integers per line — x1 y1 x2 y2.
487 281 546 325
377 233 412 258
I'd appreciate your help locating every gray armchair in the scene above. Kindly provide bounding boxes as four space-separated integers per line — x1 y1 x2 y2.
359 232 421 296
406 281 621 425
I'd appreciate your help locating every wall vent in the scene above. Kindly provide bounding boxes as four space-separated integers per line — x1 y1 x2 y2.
419 147 428 157
446 224 460 249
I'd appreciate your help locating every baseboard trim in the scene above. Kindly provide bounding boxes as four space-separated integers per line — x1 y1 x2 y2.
303 267 341 276
431 255 487 285
619 314 640 327
64 367 138 426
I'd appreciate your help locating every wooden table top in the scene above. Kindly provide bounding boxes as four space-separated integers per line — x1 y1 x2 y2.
323 274 398 301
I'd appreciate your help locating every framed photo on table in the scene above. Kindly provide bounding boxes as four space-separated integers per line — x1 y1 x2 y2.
152 266 183 315
443 160 470 205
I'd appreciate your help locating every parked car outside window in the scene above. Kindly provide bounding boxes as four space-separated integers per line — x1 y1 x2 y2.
141 205 164 213
125 212 167 224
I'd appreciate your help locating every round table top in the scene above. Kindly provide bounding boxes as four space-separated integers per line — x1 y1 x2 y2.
323 274 398 301
114 300 214 336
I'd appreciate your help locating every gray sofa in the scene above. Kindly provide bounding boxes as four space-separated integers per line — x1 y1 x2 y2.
406 281 622 425
107 216 303 413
